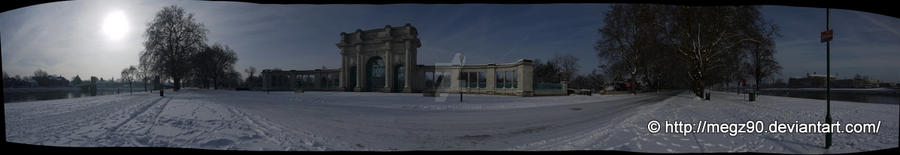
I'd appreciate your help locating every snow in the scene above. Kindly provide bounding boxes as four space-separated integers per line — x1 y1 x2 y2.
762 87 900 92
5 89 898 153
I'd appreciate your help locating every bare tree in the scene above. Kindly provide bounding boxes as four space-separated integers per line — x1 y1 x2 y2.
193 45 215 89
551 53 579 82
71 75 83 86
213 45 238 89
533 59 560 83
244 66 257 87
569 69 606 91
139 53 155 92
121 66 137 94
192 43 238 89
742 19 781 92
33 69 48 78
655 6 773 97
141 5 208 91
245 66 256 80
596 5 778 97
596 4 667 94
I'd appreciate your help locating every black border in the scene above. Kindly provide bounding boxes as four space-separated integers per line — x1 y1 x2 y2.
0 0 897 18
2 0 898 154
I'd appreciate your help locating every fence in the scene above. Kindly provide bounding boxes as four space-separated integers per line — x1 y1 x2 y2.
533 82 567 96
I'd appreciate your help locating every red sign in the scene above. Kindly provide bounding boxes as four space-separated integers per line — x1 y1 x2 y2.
821 29 834 42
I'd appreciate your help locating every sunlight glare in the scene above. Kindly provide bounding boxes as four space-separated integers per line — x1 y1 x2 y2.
102 11 129 41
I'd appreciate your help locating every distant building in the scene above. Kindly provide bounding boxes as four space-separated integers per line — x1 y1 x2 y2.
789 73 882 88
788 72 835 88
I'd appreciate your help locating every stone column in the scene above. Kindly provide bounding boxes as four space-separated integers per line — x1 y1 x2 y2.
487 64 496 94
339 51 346 90
384 42 393 93
403 40 412 93
355 45 363 92
518 60 534 97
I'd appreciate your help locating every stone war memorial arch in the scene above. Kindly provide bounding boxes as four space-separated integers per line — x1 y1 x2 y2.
263 24 567 96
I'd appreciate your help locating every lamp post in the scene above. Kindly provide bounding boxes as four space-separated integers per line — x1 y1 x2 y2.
458 52 465 102
157 75 163 97
821 8 834 149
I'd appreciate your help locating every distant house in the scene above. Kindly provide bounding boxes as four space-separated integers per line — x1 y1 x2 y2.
878 82 894 88
788 72 834 88
789 73 882 88
25 79 39 87
851 75 880 88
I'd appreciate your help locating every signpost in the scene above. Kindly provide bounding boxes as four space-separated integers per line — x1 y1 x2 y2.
821 29 833 42
821 8 833 149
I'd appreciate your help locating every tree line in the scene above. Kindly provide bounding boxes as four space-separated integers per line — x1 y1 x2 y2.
2 69 131 88
530 53 607 92
595 4 781 97
3 69 71 88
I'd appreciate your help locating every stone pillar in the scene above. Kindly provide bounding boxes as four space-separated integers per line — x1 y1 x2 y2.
518 60 534 97
384 42 393 93
355 47 363 92
487 64 496 94
340 53 346 90
312 72 319 89
403 40 412 93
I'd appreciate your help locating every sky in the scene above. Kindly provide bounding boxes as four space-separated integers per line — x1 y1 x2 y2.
2 0 899 83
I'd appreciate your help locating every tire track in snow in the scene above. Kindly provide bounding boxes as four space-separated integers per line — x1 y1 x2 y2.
222 103 330 151
143 95 174 146
225 106 287 149
5 94 145 145
509 92 680 150
106 96 169 135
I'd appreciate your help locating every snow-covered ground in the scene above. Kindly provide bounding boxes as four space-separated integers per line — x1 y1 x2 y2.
5 89 897 153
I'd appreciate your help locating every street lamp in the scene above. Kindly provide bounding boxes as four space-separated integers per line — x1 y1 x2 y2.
458 52 465 102
820 8 834 149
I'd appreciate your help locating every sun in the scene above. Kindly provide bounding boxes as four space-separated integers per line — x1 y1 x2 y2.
102 11 129 41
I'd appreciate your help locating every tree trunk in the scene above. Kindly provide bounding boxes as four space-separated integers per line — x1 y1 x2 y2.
755 50 761 93
214 77 218 90
630 72 637 95
755 77 761 93
173 76 181 91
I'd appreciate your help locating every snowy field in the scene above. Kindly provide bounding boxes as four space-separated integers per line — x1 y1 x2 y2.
5 89 898 153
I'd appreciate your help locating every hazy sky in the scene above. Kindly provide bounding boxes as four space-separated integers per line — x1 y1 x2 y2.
2 0 899 82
